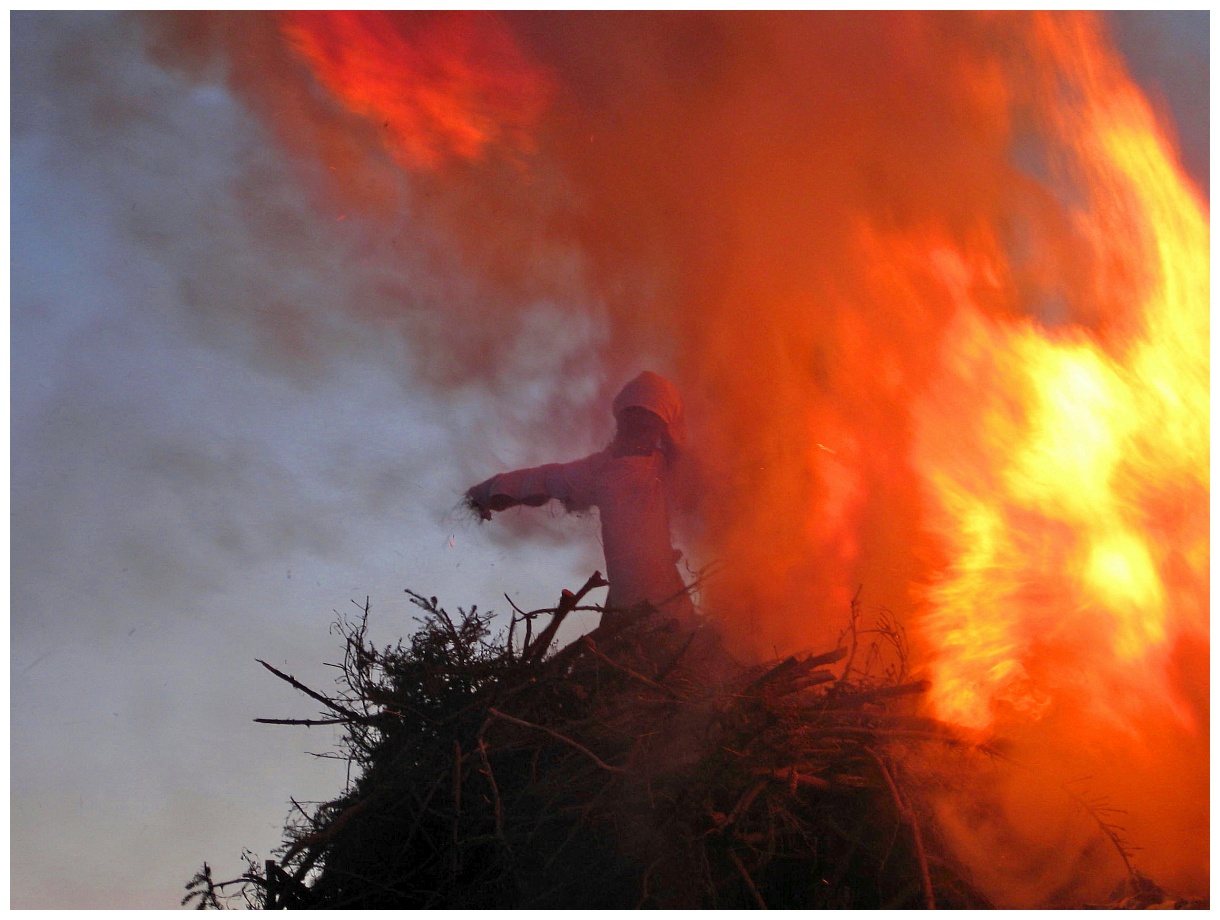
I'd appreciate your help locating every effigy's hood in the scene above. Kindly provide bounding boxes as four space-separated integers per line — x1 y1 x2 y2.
612 371 686 448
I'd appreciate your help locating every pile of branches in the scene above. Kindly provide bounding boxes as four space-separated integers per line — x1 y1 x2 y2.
189 576 1081 909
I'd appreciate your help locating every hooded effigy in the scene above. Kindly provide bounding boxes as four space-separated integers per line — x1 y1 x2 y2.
612 370 687 450
467 372 695 623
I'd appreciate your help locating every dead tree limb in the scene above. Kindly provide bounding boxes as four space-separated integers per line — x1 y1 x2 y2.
524 571 609 662
579 636 681 699
256 659 364 722
485 707 627 774
728 848 768 909
865 746 934 910
829 680 930 706
476 737 507 847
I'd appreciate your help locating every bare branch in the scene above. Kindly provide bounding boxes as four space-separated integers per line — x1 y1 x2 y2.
864 746 934 911
485 707 627 774
256 659 364 721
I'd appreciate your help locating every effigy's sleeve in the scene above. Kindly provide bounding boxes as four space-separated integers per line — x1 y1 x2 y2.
468 453 601 514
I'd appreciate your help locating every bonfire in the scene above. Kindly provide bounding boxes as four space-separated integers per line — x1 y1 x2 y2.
160 11 1206 907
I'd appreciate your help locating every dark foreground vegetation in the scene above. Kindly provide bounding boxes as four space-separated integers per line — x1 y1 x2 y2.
186 577 1197 909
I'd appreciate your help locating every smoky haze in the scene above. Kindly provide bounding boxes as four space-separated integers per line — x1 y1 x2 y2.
10 10 1208 908
145 11 1027 650
146 10 1209 653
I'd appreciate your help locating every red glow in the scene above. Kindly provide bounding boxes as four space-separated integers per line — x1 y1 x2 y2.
282 11 552 171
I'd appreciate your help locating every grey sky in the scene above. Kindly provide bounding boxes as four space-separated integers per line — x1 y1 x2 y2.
9 10 1208 909
11 11 606 908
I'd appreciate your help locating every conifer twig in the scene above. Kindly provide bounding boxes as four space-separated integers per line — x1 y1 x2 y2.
282 796 373 862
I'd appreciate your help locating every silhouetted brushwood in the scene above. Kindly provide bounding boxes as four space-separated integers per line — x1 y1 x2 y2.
194 579 1148 910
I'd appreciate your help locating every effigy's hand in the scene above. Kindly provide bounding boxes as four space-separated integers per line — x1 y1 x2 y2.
465 482 494 521
466 480 520 520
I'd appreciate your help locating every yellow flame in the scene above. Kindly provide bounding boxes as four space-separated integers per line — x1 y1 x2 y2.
912 14 1208 734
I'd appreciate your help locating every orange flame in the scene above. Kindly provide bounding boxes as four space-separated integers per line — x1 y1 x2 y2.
281 11 552 171
909 14 1208 738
